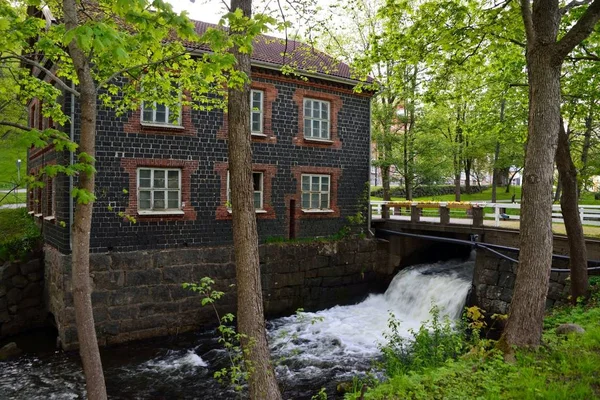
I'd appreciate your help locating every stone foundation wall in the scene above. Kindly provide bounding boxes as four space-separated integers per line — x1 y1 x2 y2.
0 256 46 338
473 250 570 315
45 238 392 350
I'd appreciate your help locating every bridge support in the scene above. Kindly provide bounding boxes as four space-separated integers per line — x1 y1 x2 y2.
411 205 419 222
440 206 450 225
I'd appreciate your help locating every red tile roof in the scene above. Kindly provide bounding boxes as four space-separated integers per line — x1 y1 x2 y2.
190 20 361 83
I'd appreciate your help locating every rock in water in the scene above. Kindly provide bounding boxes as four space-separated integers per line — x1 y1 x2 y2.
556 323 585 335
0 342 22 361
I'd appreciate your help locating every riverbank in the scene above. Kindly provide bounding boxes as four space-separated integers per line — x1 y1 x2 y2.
349 279 600 400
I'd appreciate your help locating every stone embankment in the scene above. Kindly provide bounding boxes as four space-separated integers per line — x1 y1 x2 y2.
45 238 393 350
0 256 46 338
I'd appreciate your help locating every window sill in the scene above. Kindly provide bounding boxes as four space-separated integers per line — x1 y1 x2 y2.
43 216 55 221
303 137 334 144
301 209 334 214
138 210 185 216
251 132 268 138
140 122 185 130
227 209 268 214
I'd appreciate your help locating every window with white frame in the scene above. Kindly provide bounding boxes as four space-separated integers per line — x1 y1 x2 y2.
301 174 330 210
141 100 181 126
251 90 264 135
137 168 181 212
303 98 330 140
227 171 264 210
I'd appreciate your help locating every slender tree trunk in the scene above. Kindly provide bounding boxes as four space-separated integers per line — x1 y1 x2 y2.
579 105 593 194
382 165 391 201
227 0 281 397
491 142 500 203
63 0 107 398
454 169 461 202
553 178 562 203
556 121 589 301
501 36 561 350
464 158 472 194
492 99 505 203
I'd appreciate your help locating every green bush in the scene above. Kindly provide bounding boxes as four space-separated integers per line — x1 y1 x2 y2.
378 306 468 377
0 208 41 262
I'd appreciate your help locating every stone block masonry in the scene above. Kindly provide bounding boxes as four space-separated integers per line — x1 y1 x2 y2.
0 256 47 339
45 237 392 350
473 250 570 316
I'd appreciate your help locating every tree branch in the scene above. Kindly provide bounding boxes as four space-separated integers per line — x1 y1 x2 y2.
0 121 31 131
1 54 80 97
556 0 600 60
97 52 187 88
520 0 535 45
560 0 592 15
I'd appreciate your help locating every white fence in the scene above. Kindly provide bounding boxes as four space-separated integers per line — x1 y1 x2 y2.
370 201 600 227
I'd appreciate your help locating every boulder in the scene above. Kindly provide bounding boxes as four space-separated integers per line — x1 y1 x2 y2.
0 342 22 361
556 323 585 335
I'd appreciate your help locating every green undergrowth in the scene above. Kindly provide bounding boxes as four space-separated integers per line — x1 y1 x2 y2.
0 208 41 262
348 283 600 400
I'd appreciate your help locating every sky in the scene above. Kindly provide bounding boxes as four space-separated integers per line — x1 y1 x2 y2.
167 0 240 24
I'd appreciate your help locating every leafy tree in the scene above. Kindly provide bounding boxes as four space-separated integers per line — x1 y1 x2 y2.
500 0 600 354
0 1 238 397
222 0 282 397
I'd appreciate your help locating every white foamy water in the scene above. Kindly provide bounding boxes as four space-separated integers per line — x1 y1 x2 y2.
269 258 473 380
141 349 208 370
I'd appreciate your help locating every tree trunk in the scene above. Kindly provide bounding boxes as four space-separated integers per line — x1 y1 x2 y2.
553 177 562 203
556 121 589 301
464 158 472 195
492 99 505 203
579 105 593 194
63 0 107 398
227 0 281 397
381 165 391 201
454 169 461 202
500 39 561 350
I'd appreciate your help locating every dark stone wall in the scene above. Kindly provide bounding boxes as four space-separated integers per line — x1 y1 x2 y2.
0 256 46 339
45 237 391 350
473 250 570 315
39 68 372 254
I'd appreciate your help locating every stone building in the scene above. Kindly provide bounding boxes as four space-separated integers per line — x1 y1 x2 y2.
22 19 380 348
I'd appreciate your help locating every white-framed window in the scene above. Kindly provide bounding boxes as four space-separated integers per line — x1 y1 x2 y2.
141 100 182 126
227 171 264 210
301 174 330 210
303 98 330 140
137 168 182 213
250 90 264 135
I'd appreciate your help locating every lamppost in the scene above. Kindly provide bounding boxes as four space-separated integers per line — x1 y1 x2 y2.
16 159 21 185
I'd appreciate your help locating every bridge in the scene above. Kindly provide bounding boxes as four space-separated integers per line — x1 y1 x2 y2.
370 200 600 229
370 202 600 318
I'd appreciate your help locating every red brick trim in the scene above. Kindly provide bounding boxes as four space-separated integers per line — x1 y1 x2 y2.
214 162 277 220
217 81 279 144
123 104 194 136
292 89 342 149
120 158 199 222
290 166 341 221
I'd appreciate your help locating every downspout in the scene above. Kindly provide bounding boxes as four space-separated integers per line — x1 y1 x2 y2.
69 82 75 250
368 96 374 237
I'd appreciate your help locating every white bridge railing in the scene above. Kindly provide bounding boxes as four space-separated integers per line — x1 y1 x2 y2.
370 200 600 227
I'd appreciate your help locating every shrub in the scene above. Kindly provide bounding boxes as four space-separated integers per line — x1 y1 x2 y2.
0 208 41 262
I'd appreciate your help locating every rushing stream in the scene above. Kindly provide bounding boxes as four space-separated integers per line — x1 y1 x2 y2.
0 257 473 399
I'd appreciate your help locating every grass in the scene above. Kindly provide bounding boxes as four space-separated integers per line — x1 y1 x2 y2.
0 191 26 206
348 282 600 400
0 133 28 190
0 208 40 262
